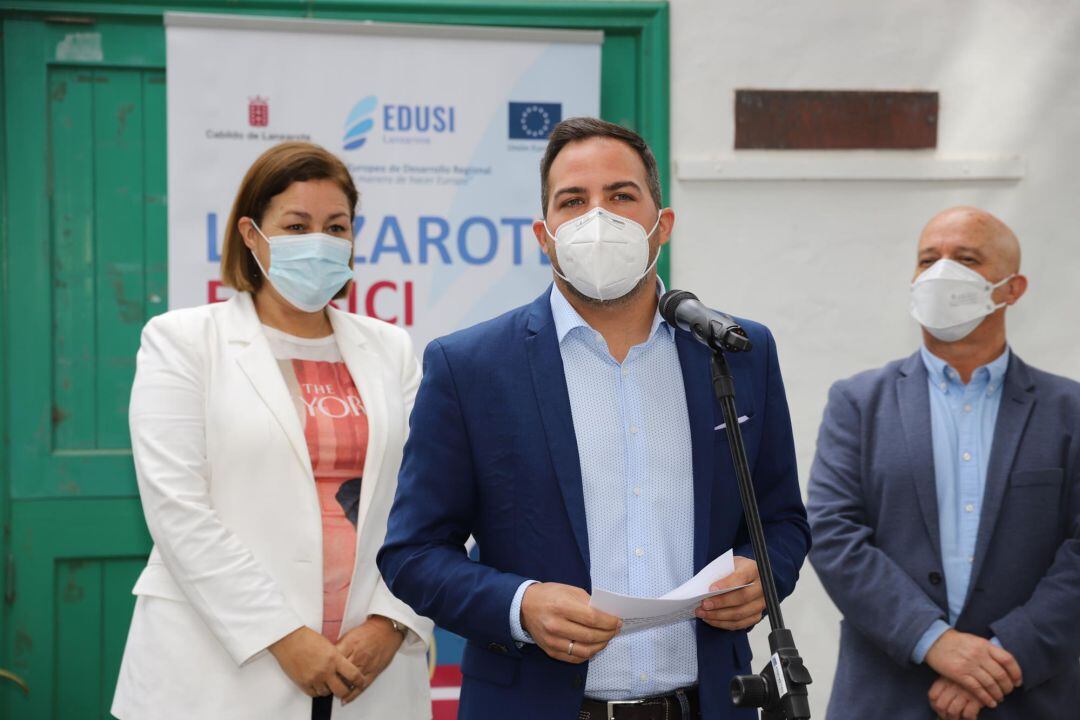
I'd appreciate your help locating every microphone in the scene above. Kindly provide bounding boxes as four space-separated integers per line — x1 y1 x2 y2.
659 290 752 353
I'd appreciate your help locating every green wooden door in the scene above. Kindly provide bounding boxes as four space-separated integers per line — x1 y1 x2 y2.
0 14 166 720
0 4 668 718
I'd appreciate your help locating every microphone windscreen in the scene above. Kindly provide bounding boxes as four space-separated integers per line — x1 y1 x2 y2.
659 289 696 327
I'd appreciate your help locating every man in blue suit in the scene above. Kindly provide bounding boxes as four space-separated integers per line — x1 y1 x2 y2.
378 118 810 720
808 207 1080 719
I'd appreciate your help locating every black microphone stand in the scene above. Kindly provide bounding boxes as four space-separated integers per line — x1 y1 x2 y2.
706 328 812 719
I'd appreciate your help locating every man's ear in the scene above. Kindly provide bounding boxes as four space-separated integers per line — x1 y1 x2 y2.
533 219 552 254
1004 274 1028 305
657 208 675 246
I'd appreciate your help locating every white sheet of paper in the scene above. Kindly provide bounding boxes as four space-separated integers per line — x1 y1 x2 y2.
589 550 752 633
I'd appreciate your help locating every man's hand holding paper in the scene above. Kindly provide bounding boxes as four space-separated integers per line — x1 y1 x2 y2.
695 555 765 631
520 583 621 664
590 550 758 634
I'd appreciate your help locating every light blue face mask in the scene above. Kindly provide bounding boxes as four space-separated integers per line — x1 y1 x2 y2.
250 221 354 312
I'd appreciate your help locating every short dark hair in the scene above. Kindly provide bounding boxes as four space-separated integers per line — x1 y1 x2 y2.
539 117 663 217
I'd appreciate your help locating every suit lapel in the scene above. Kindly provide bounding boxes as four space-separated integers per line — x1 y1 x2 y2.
676 332 715 573
966 355 1035 601
524 294 591 571
328 307 388 541
229 293 314 477
896 352 942 560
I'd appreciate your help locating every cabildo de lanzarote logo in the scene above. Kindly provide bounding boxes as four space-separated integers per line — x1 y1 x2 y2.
343 95 458 151
205 96 311 142
248 96 269 127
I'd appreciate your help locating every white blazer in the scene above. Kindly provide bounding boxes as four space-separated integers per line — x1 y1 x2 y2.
112 292 433 720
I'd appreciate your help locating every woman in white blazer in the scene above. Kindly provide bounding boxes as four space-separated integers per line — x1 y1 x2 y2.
112 142 433 720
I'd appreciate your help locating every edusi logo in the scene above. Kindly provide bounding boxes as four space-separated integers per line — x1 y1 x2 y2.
344 96 377 150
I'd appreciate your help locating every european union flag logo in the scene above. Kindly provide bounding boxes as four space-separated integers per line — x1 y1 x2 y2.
509 102 562 140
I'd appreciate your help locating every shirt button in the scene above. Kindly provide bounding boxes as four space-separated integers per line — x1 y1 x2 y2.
962 451 972 462
621 366 630 377
639 673 649 683
939 382 947 391
963 404 973 413
634 547 644 557
968 556 975 563
629 425 639 434
595 333 603 344
633 487 642 497
965 503 975 513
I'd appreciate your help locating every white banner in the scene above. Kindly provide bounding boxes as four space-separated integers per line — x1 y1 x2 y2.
165 13 601 352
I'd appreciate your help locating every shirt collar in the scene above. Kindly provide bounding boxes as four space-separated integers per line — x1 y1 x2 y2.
919 344 1011 392
549 279 675 345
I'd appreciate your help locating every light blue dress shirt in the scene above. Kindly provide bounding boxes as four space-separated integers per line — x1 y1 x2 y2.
910 345 1010 664
508 282 698 700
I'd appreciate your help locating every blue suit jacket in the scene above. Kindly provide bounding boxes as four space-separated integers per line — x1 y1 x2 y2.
808 351 1080 718
378 289 810 720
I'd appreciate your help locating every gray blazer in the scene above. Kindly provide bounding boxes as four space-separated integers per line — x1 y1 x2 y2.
808 351 1080 718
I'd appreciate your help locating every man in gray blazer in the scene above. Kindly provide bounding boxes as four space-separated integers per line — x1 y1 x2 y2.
808 207 1080 719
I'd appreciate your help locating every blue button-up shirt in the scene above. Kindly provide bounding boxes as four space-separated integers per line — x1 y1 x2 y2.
508 282 697 699
911 345 1010 663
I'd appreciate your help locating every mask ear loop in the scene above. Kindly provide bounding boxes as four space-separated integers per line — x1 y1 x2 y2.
248 219 272 279
544 218 578 284
645 211 662 239
542 218 558 245
637 238 662 281
637 211 664 277
987 273 1017 311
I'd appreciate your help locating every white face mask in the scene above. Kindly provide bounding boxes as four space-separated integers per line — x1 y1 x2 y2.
909 258 1015 342
544 207 661 301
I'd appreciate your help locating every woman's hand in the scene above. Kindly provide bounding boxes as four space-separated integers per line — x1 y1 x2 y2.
269 626 365 703
334 615 406 698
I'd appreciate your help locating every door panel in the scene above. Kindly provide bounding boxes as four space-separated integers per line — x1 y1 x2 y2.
8 500 150 719
55 556 145 719
44 64 166 491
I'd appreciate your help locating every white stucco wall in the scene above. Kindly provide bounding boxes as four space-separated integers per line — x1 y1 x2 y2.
667 1 1080 714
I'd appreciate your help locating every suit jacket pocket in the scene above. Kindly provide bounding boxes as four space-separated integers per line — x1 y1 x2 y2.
461 640 520 687
1009 468 1064 488
714 412 756 449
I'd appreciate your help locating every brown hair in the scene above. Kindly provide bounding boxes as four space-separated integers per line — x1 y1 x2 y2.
539 117 663 217
221 141 358 296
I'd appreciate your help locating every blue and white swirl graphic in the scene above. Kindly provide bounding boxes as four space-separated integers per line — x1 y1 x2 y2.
343 95 378 150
